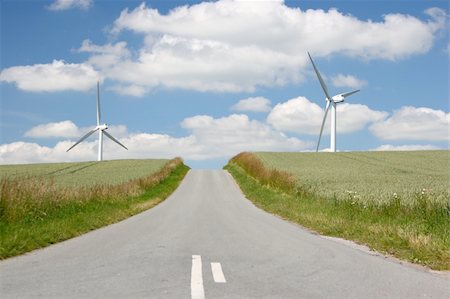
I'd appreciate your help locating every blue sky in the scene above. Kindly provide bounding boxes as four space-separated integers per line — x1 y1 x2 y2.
1 0 449 168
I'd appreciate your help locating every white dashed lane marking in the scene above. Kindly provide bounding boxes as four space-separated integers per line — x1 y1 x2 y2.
191 255 205 299
191 255 227 298
211 262 226 283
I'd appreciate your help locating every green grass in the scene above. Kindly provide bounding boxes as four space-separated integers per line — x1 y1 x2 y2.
0 158 189 259
225 152 450 270
0 159 169 187
256 151 450 206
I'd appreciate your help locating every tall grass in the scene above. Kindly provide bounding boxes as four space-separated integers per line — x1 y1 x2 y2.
226 152 450 270
230 152 295 193
0 158 189 259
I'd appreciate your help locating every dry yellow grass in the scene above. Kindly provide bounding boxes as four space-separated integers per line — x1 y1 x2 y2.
230 152 295 193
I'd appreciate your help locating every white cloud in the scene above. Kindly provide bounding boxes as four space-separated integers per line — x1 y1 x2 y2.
24 120 129 140
77 39 131 69
370 106 450 141
267 97 323 134
336 104 389 132
267 96 387 135
331 74 367 89
48 0 92 11
24 120 81 138
108 84 148 97
53 0 443 95
0 141 95 164
371 144 441 151
113 1 444 61
4 2 445 94
102 35 301 93
1 114 311 164
0 60 99 92
231 97 272 112
178 114 310 159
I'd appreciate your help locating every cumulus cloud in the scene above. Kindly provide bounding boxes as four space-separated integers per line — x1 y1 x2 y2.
48 0 92 11
24 120 129 140
0 60 99 92
48 0 442 95
3 1 446 94
113 1 444 60
108 84 147 97
0 141 95 164
77 39 131 69
101 35 300 93
371 144 441 151
102 1 445 92
1 114 311 164
231 97 272 112
267 96 387 135
331 74 367 89
179 114 309 158
24 121 81 138
370 106 450 141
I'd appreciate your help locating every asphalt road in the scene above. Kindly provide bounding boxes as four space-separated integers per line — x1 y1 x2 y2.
1 170 448 298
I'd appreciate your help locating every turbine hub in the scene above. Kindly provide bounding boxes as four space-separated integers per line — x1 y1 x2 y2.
98 124 108 130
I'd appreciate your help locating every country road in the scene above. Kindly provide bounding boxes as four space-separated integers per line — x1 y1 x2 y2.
1 170 448 298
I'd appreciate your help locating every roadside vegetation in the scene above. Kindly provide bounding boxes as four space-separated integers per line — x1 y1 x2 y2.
0 158 189 259
225 152 450 270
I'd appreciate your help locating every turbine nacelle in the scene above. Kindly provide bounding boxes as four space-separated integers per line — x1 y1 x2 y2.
331 95 345 103
97 124 108 131
326 96 344 104
328 90 360 104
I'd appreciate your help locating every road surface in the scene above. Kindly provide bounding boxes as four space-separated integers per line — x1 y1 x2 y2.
1 170 448 298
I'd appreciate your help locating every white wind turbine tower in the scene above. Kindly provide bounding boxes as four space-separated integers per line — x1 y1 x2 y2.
67 81 128 161
308 52 360 152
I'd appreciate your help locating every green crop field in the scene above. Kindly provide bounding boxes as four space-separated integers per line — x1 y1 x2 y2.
0 159 169 187
256 151 450 206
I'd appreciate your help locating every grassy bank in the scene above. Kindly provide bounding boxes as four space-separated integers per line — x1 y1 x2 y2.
225 152 450 270
0 158 189 259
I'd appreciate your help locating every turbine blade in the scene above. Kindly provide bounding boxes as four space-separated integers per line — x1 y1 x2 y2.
308 52 332 100
66 128 98 152
340 89 360 98
316 101 331 152
103 131 128 150
96 81 101 126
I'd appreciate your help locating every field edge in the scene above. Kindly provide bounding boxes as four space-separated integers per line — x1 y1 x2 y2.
0 159 190 260
224 152 450 271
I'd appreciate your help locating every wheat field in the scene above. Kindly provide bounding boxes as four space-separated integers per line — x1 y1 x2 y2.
256 151 450 206
0 159 169 187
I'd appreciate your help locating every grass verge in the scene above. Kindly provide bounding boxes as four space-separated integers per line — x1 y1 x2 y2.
0 158 189 259
225 153 450 270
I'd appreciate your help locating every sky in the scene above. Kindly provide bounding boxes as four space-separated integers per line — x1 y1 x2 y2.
0 0 449 169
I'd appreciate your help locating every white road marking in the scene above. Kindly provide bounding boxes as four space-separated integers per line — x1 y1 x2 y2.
191 255 205 299
211 262 226 283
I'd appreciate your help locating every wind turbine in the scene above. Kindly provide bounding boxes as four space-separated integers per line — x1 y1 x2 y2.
308 52 360 152
66 81 128 161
